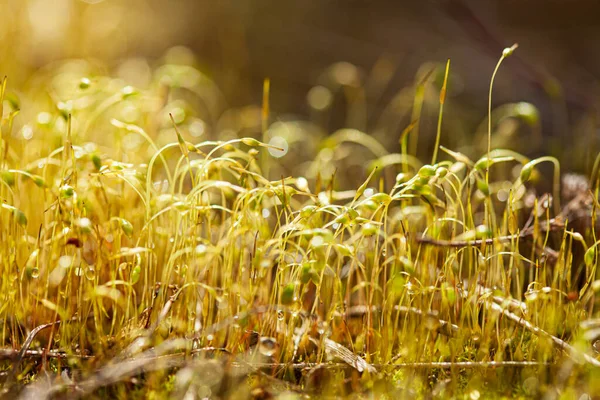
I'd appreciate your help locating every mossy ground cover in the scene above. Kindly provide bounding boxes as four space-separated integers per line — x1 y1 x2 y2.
1 47 600 399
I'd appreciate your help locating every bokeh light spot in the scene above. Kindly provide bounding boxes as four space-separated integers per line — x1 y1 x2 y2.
268 136 288 158
307 85 333 110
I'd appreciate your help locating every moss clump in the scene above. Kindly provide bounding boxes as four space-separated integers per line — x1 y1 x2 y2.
0 51 599 399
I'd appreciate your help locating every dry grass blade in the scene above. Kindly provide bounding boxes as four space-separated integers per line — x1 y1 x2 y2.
309 337 377 374
487 300 600 367
4 320 62 385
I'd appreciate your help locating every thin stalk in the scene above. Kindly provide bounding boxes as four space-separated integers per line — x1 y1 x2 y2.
432 59 450 165
486 44 518 187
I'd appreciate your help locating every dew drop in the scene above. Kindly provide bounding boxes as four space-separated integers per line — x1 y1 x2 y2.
195 244 207 255
85 266 96 280
525 291 538 302
317 321 328 335
469 390 480 400
258 337 278 356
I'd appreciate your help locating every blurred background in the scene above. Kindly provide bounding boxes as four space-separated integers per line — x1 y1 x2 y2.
1 0 599 174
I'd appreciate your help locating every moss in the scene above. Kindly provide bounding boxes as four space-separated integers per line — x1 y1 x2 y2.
0 49 597 399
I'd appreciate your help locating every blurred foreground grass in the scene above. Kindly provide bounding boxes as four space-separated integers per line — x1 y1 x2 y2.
0 47 600 399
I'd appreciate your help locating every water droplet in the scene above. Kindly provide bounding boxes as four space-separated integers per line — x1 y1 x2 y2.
525 291 538 302
277 310 285 321
85 266 96 280
195 244 207 254
30 268 40 279
258 337 278 356
405 281 416 295
317 321 328 335
469 390 480 400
